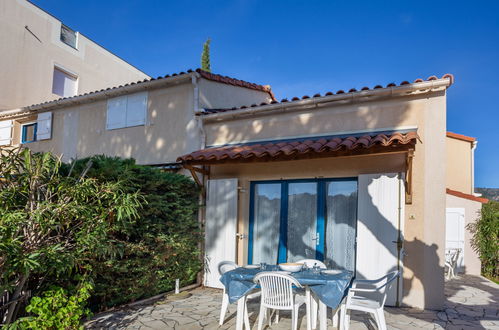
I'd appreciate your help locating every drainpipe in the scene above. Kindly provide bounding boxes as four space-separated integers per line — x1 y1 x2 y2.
471 141 478 196
191 74 207 287
191 74 206 149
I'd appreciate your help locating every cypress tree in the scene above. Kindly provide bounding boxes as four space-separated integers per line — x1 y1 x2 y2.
201 38 211 72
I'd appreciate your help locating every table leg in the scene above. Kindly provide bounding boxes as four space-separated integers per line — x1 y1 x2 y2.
319 299 327 330
312 298 318 329
332 308 338 328
236 296 246 330
305 287 312 330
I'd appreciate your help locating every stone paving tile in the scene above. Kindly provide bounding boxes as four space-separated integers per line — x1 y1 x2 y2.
86 275 498 329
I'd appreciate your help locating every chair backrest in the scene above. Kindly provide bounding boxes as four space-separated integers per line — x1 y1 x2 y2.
297 259 327 269
350 270 400 308
254 272 302 310
218 261 238 276
445 248 461 266
451 249 461 264
377 270 400 306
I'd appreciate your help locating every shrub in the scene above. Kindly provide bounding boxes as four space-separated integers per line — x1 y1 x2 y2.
467 201 499 278
0 149 142 324
63 156 201 310
8 282 93 330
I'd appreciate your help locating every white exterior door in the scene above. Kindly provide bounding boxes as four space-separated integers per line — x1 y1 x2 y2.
446 208 465 272
357 173 404 306
204 179 238 288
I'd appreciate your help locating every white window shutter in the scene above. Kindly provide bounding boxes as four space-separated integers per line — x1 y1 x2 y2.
0 120 13 146
63 74 77 97
357 173 403 306
106 96 127 130
204 178 238 288
36 112 53 140
125 92 147 127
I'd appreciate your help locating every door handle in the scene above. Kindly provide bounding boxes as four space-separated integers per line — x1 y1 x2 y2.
312 232 320 246
392 240 403 250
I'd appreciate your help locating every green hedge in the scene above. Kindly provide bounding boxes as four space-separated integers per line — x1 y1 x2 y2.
62 156 201 310
468 200 499 279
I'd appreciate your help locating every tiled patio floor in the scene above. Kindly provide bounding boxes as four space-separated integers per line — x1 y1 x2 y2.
86 275 499 329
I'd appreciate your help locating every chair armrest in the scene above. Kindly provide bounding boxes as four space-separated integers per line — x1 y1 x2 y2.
247 290 261 299
352 278 380 286
349 286 378 293
351 280 378 290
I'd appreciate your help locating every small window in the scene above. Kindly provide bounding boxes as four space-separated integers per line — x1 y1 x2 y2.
60 24 77 49
52 67 77 97
21 123 37 144
106 92 147 130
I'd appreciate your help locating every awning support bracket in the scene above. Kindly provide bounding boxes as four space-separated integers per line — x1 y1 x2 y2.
405 149 414 204
185 165 209 188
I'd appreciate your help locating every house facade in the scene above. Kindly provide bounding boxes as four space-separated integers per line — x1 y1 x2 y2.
0 70 273 161
445 132 487 275
0 69 485 310
0 0 148 110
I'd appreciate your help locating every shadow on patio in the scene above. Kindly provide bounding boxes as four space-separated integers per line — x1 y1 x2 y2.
86 275 498 329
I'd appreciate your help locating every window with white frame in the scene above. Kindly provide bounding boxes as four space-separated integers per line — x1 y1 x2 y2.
60 24 77 49
52 67 78 97
106 92 147 130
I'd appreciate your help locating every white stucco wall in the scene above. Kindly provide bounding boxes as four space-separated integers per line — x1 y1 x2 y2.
0 0 149 109
446 194 483 276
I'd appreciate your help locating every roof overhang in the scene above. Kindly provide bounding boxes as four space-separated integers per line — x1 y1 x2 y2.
446 131 476 143
177 131 419 166
179 131 418 203
198 75 453 123
447 188 488 203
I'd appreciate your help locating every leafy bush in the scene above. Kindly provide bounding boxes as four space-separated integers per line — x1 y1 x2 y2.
8 282 93 330
0 149 142 324
63 156 201 310
467 201 499 278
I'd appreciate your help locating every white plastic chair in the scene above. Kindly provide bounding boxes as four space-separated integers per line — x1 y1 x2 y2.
297 259 326 329
219 261 238 326
341 270 400 330
254 271 311 330
218 261 258 329
445 248 461 279
218 261 251 329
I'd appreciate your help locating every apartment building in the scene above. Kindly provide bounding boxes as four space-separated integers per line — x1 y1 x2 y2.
0 0 149 110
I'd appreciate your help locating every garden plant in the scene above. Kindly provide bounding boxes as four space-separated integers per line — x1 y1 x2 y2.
467 200 499 281
0 149 201 328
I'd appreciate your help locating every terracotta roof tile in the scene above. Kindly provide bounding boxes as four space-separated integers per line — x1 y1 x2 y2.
446 131 476 142
14 69 274 110
199 74 454 116
177 131 418 165
195 69 275 100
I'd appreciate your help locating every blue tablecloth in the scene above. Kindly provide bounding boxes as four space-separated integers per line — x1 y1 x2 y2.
220 266 353 310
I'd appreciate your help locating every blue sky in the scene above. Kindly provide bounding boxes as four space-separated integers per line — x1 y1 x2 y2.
34 0 499 188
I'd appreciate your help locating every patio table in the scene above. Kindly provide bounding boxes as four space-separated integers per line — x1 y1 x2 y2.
220 266 353 330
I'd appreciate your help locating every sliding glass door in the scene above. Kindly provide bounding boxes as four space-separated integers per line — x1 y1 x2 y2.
286 182 318 262
251 183 281 264
325 180 358 271
249 178 358 271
